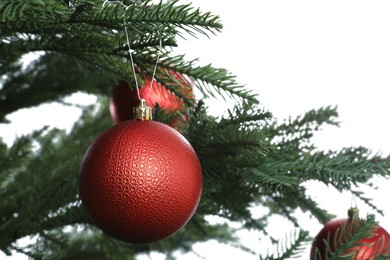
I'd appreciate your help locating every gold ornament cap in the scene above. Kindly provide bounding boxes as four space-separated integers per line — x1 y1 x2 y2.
133 99 152 121
348 207 359 220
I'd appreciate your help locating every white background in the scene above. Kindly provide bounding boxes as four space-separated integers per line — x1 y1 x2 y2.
1 1 390 259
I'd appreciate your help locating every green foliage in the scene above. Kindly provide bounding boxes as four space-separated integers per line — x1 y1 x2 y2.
260 230 311 260
1 0 390 259
0 0 257 114
0 53 113 122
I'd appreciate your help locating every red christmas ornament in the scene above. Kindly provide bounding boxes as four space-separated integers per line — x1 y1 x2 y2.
109 71 194 124
310 207 390 259
79 100 202 243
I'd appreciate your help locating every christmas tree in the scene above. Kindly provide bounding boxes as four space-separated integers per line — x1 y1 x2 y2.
1 0 390 259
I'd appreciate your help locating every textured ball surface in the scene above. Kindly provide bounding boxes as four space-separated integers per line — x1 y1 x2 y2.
79 120 202 243
310 217 390 259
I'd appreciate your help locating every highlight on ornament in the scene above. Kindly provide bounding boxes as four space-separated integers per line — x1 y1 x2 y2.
79 98 202 244
310 207 390 259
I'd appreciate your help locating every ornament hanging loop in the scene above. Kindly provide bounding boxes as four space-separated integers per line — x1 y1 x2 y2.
122 6 141 100
147 24 163 99
348 194 359 220
117 1 163 102
106 0 163 107
102 0 134 8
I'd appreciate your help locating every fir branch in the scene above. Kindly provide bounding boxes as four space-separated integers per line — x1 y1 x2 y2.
158 55 259 104
221 103 272 128
29 226 137 260
261 144 390 195
300 147 390 189
0 133 37 188
0 53 113 122
351 189 384 216
267 106 339 153
0 0 225 103
0 105 111 251
241 168 298 194
87 0 223 37
0 0 221 37
266 198 300 228
0 0 70 35
272 106 340 136
194 66 257 104
295 193 336 225
260 229 311 260
259 188 322 229
241 213 270 235
188 102 268 167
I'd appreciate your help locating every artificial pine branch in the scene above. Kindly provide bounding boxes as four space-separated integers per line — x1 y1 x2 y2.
351 189 384 216
260 229 311 260
294 194 336 225
0 53 114 122
241 168 299 194
0 0 258 114
298 147 390 189
266 105 339 154
0 0 221 37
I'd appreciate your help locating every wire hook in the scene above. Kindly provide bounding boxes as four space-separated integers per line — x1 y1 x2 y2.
104 0 163 101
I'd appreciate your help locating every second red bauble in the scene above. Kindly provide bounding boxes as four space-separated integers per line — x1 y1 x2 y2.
109 72 194 124
79 120 202 244
310 208 390 259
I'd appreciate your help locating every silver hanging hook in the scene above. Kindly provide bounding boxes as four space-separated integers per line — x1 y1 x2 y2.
102 0 134 8
103 0 162 101
122 6 142 100
147 24 163 100
350 193 358 208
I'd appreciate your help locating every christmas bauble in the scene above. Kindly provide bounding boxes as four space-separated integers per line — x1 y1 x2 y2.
79 117 202 243
109 72 194 124
310 208 390 259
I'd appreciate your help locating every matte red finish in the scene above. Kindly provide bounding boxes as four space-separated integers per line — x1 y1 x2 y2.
310 217 390 259
109 72 194 124
79 120 202 244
